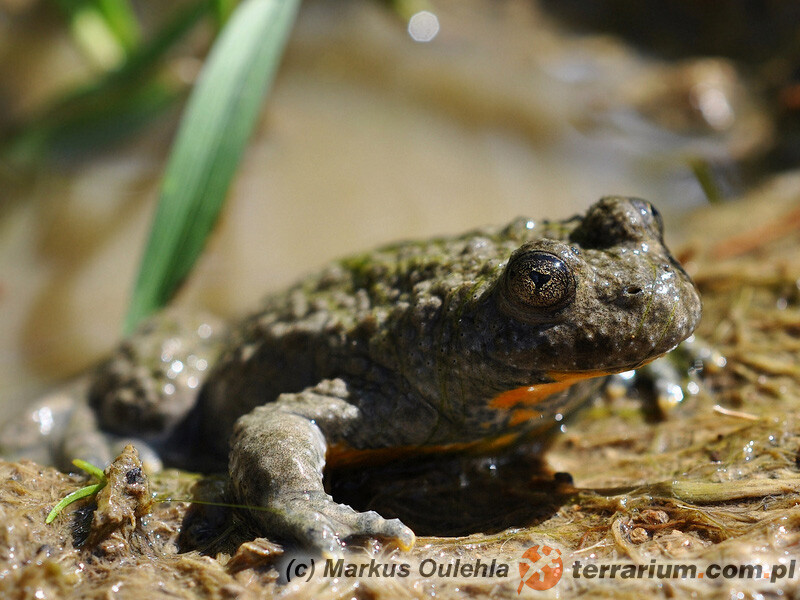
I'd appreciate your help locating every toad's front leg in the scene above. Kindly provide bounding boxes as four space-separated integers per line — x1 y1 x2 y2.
228 378 415 554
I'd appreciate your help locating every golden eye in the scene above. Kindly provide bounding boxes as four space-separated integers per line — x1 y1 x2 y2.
503 251 575 312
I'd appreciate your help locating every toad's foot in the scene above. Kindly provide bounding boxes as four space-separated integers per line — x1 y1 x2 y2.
228 379 415 554
61 400 164 473
253 491 415 555
0 379 163 473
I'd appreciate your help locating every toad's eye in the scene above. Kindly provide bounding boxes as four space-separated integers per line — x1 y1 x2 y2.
649 203 665 237
630 198 664 238
502 251 575 313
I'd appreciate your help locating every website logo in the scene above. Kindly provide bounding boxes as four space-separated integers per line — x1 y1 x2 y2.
518 545 563 593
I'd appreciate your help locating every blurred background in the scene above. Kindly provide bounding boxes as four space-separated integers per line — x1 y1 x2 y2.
1 0 798 416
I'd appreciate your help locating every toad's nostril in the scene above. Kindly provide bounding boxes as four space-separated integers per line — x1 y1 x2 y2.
624 286 643 295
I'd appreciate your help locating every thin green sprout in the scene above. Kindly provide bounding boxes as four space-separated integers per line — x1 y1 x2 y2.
46 458 278 525
45 459 108 524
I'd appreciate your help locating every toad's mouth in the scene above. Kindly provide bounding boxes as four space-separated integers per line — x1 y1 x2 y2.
488 355 664 411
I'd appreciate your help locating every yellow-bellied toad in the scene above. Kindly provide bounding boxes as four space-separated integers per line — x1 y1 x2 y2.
4 197 702 554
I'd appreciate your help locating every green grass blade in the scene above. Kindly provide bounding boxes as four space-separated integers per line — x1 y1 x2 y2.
55 0 128 68
212 0 238 26
389 0 434 20
20 81 178 163
2 1 212 166
45 483 105 523
45 459 108 524
124 0 300 333
92 0 141 52
72 458 108 480
98 0 212 86
57 0 141 62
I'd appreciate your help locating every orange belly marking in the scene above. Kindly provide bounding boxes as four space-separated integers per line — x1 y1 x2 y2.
490 369 613 411
327 370 617 467
327 433 523 468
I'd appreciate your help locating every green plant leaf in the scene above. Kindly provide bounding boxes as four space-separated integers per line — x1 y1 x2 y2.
55 0 127 68
57 0 141 66
45 459 108 524
212 0 239 26
124 0 300 333
2 1 212 166
71 458 108 480
92 0 141 53
45 483 105 524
